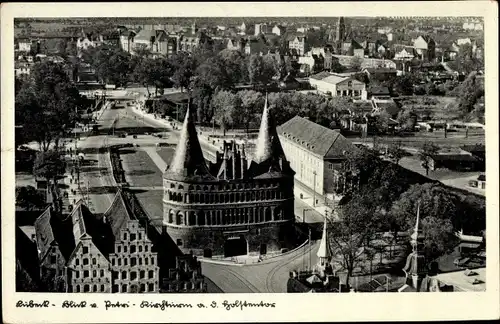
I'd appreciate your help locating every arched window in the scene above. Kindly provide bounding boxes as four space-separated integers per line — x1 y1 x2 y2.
230 193 234 202
189 212 196 226
168 211 174 223
170 183 175 189
75 259 79 266
203 186 208 191
251 192 255 200
176 212 184 225
265 208 272 222
206 212 212 225
122 284 127 293
178 185 184 190
200 194 205 203
188 185 194 190
198 211 205 226
196 185 201 191
76 285 80 292
266 191 271 200
93 284 97 292
220 193 224 203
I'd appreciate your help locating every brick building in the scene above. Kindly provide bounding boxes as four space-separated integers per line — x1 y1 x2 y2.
163 97 297 258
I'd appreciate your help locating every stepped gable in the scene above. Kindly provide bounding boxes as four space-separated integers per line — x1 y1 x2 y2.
164 104 214 182
249 94 294 178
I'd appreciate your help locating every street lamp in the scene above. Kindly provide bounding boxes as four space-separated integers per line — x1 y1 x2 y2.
312 170 317 207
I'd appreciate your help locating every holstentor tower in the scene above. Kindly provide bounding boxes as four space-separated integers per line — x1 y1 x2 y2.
162 96 296 257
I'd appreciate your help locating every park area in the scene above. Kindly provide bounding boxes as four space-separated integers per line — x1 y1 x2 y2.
119 147 163 187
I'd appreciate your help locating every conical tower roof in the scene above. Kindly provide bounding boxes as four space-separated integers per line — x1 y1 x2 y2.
317 218 332 259
164 104 213 181
253 93 286 164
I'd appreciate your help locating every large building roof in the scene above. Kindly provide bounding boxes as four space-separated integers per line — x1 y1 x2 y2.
34 206 76 262
103 189 133 240
278 116 357 159
70 200 114 258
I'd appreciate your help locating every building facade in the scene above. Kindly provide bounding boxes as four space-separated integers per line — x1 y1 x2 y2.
163 98 296 257
278 116 359 197
309 73 366 98
287 34 308 56
161 255 207 293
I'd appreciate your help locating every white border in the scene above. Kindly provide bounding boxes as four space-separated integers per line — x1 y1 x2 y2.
2 2 499 323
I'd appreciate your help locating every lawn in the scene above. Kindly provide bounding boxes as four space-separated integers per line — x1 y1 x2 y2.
156 147 177 166
134 189 164 227
119 148 163 187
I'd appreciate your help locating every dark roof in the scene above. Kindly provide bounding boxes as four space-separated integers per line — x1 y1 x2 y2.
310 71 332 80
287 278 312 293
369 86 391 95
34 206 76 262
103 190 133 240
164 105 214 182
364 67 398 74
16 226 40 283
430 154 479 162
461 144 485 154
70 200 114 258
278 116 358 159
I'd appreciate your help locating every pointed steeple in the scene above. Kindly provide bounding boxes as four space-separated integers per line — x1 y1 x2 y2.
317 217 332 260
402 201 428 290
164 103 213 181
253 93 285 164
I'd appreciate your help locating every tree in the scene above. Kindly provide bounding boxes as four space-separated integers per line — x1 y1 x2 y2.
248 54 277 89
237 90 264 132
33 150 66 183
386 141 406 165
393 73 415 96
419 141 439 176
350 56 363 71
396 108 417 131
169 53 196 92
15 62 82 151
328 191 385 288
390 183 460 261
16 185 46 211
373 111 391 134
211 90 242 135
133 57 156 97
218 49 246 85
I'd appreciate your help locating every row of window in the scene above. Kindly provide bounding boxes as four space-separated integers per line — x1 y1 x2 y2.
75 257 98 266
166 206 290 226
165 281 205 291
116 243 150 254
121 232 144 242
166 189 285 204
112 270 155 281
111 256 156 267
112 283 155 293
74 269 107 279
72 284 107 293
165 181 278 191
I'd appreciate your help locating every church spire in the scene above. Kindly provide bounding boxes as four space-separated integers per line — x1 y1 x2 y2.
317 217 332 260
253 93 285 164
402 201 428 291
164 103 212 181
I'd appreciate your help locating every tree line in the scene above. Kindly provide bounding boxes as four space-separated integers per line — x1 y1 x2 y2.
329 145 485 287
